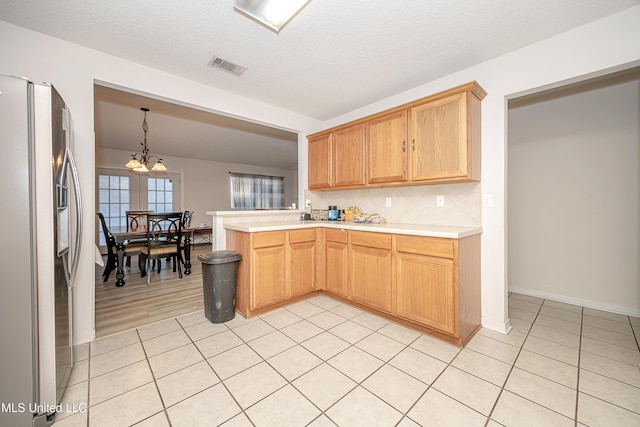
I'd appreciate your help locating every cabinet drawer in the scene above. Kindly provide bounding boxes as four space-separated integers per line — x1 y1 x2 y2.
253 231 286 248
350 231 392 250
396 235 454 259
290 228 316 244
325 228 348 244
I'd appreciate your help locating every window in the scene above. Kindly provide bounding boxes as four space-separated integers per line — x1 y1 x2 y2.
95 168 181 248
97 174 131 244
147 177 174 213
230 173 284 210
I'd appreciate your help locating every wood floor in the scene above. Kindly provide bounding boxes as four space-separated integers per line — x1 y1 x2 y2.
94 245 210 338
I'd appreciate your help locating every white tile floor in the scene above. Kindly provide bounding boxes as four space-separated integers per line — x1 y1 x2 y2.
54 293 640 426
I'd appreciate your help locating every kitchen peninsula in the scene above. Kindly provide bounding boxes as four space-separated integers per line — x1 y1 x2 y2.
206 209 302 251
218 213 481 346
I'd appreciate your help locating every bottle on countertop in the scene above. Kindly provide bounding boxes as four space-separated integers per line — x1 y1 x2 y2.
328 205 338 221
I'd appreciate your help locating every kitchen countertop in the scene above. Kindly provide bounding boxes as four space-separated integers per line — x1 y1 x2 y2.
224 220 482 239
206 209 301 217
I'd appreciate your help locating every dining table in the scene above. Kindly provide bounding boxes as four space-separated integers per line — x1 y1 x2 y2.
112 227 195 287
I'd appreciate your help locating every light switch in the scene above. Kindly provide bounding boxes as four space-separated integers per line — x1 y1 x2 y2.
385 197 392 208
436 195 444 207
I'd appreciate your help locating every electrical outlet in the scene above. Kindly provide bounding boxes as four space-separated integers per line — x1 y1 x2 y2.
436 195 445 207
305 199 312 207
483 195 494 207
385 197 392 208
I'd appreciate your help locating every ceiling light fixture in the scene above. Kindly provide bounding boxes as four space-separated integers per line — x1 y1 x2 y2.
233 0 311 34
125 108 167 172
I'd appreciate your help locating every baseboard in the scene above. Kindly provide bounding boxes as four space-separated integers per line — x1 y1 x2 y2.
508 285 640 318
74 329 95 346
481 316 512 335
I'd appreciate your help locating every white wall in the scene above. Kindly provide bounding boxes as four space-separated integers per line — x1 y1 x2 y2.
2 5 640 342
508 79 639 316
97 147 298 228
0 20 320 344
315 6 640 332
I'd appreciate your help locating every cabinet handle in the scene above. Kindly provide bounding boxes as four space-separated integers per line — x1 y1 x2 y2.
411 140 415 151
402 141 406 152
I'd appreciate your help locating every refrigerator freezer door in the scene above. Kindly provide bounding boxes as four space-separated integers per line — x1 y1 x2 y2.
0 75 78 427
33 82 72 414
0 74 39 427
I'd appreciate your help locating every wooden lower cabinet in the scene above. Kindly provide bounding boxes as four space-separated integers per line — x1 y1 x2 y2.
396 252 455 334
349 231 392 312
228 227 480 345
290 229 317 298
227 229 317 316
324 229 348 297
325 230 480 345
253 244 287 310
394 234 481 344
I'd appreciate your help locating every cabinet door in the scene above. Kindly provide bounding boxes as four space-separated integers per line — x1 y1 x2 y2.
308 134 332 189
367 110 408 184
333 124 365 187
349 243 392 312
410 92 469 181
290 239 316 297
252 245 288 310
325 241 348 297
396 252 456 334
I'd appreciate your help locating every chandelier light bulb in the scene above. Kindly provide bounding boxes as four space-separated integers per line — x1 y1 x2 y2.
124 107 167 173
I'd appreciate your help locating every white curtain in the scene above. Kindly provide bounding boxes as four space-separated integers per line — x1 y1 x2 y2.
230 173 284 210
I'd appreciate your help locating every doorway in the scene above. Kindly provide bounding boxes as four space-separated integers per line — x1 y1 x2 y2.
92 82 299 336
507 68 640 315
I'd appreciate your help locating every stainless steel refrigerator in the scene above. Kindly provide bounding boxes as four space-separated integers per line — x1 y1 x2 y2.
0 75 82 426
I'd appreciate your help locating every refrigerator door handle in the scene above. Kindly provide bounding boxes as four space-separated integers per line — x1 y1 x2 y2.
64 146 83 285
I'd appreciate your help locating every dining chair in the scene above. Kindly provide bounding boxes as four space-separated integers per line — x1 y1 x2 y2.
125 210 153 268
182 210 194 228
178 210 194 269
139 212 183 285
96 213 117 282
97 213 148 282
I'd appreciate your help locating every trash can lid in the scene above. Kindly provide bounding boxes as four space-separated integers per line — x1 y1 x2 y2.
198 250 242 264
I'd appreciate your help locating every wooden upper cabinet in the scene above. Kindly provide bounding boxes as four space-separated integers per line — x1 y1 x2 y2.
332 124 366 187
308 133 332 189
306 81 484 190
410 91 480 182
366 110 408 184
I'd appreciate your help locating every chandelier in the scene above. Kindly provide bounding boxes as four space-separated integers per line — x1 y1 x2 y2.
125 107 167 172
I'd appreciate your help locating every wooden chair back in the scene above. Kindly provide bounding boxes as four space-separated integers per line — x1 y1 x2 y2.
126 210 153 232
96 212 117 281
146 212 183 249
182 210 194 228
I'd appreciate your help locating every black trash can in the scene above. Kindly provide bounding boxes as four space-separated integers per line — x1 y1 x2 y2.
198 250 242 323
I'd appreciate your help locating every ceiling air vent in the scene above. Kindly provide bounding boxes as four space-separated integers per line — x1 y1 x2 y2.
208 55 247 76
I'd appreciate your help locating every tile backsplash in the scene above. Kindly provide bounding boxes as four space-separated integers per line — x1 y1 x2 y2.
306 182 481 227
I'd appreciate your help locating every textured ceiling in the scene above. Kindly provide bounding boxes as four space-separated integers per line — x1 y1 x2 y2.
2 0 638 168
93 85 299 170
